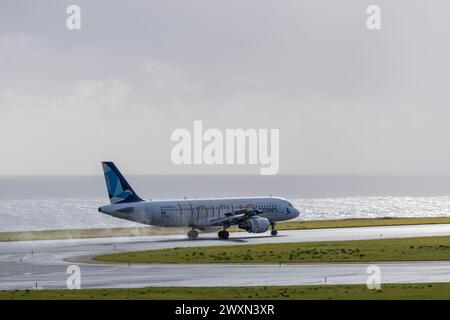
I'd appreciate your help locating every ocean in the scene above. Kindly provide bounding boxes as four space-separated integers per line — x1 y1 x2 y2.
1 175 450 232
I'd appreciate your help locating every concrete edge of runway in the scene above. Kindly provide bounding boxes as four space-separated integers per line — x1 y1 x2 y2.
69 257 450 268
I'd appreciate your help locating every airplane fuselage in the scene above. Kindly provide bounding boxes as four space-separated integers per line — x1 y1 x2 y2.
99 196 299 228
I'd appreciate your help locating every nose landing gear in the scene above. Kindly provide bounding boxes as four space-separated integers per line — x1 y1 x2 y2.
270 222 278 236
187 229 199 239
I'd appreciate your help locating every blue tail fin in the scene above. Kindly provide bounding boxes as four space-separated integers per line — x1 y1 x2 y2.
101 162 144 204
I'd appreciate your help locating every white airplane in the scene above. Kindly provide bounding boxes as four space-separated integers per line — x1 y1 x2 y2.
98 162 300 239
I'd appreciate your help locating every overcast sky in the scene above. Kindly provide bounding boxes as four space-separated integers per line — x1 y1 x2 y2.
1 1 450 175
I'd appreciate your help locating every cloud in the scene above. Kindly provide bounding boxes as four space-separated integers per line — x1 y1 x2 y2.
0 32 35 48
0 78 132 112
1 1 450 175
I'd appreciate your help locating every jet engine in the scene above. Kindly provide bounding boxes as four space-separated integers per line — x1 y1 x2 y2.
239 217 270 233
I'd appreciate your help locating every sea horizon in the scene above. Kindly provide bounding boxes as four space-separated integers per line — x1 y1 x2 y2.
1 175 450 232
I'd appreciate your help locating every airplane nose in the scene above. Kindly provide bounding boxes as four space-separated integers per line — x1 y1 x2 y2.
294 208 300 218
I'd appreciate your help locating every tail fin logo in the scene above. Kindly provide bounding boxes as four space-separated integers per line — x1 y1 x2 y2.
102 162 143 204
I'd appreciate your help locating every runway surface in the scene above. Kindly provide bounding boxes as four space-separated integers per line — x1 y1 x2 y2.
2 224 450 290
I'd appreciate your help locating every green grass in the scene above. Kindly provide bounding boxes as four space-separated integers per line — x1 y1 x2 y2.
3 217 450 242
95 236 450 264
275 217 450 231
1 283 450 300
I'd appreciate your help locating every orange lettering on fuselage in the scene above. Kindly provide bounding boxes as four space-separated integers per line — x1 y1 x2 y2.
218 204 231 218
177 202 183 224
188 201 194 225
196 205 208 223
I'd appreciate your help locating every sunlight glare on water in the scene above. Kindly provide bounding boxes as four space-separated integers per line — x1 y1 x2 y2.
1 196 450 232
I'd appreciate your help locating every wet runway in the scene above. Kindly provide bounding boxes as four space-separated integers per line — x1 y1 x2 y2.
1 224 450 290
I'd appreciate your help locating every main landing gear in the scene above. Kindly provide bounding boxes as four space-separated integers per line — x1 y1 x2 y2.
187 229 198 239
218 229 229 240
270 222 278 236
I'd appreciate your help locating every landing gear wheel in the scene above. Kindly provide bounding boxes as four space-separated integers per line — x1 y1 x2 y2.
270 222 278 236
187 230 198 239
218 230 230 239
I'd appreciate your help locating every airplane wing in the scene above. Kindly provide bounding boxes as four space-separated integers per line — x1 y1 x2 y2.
208 209 264 227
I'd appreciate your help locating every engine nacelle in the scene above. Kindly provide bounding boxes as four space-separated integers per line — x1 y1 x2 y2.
239 217 270 233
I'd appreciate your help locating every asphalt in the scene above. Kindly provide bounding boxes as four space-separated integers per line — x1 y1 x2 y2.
1 224 450 290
